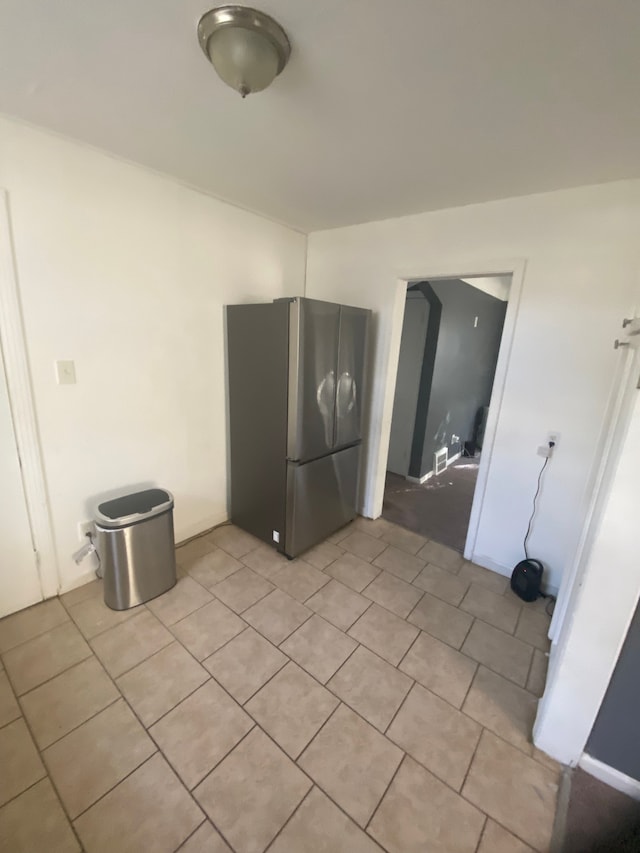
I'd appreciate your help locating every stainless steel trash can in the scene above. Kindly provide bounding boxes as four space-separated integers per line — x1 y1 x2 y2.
95 488 176 610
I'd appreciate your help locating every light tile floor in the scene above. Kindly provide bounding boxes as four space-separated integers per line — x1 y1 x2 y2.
0 517 561 853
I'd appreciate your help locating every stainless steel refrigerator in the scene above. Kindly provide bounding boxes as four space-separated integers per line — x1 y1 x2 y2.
226 297 370 558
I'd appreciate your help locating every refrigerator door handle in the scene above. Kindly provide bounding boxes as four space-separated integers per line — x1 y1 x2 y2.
336 370 357 418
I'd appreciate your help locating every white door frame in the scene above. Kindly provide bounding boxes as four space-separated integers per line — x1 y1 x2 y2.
534 317 640 765
370 259 525 564
0 189 59 600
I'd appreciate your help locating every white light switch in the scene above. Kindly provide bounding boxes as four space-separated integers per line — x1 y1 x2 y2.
55 360 76 385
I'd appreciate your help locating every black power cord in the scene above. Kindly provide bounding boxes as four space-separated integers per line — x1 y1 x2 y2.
519 441 556 610
523 445 554 559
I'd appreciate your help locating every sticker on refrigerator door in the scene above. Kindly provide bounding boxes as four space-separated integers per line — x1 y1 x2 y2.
272 530 280 543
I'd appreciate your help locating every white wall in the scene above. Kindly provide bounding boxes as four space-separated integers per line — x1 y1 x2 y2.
306 181 640 592
0 116 306 592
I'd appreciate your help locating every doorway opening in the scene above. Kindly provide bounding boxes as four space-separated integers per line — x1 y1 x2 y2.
383 275 511 554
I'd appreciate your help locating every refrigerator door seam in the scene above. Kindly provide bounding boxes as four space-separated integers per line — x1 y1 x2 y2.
286 298 301 461
332 306 343 451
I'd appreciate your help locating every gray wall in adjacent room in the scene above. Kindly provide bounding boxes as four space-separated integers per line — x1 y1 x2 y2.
419 279 507 477
387 292 429 476
586 599 640 782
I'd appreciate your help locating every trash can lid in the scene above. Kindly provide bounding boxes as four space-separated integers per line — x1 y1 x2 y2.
95 488 174 529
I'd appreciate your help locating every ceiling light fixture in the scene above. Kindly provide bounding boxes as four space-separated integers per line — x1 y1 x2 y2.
197 5 291 98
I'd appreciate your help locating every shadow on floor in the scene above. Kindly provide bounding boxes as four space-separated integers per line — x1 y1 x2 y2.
382 456 479 553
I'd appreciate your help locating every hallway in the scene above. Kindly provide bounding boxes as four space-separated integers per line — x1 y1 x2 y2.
383 456 480 553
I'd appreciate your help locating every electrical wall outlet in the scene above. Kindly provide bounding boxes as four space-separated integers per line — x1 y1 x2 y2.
55 360 76 385
77 520 94 542
546 432 560 447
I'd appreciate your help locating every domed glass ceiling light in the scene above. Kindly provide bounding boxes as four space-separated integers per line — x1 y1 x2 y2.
197 6 291 98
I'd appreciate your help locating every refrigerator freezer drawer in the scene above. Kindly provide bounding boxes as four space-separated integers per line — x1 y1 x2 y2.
285 444 360 558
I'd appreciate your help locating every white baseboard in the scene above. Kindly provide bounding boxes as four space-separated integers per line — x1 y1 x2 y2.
469 553 512 578
470 552 559 597
175 513 229 546
59 566 99 595
579 753 640 801
58 514 230 595
406 470 434 485
405 450 463 484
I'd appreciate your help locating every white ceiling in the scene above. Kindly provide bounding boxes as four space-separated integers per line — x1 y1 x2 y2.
1 0 639 231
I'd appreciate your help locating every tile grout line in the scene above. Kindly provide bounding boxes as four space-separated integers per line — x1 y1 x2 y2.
55 632 212 840
344 598 374 632
62 620 237 849
70 750 161 823
3 649 94 702
460 612 477 649
190 686 399 853
364 752 406 834
0 712 21 732
268 609 316 647
495 812 548 852
458 721 486 797
403 589 426 624
473 814 489 853
142 675 216 731
513 601 526 637
383 678 416 737
231 582 279 617
0 773 50 813
237 655 292 707
37 695 123 752
395 628 422 669
68 610 142 644
262 784 316 852
96 636 176 683
186 723 257 794
172 818 208 852
199 624 254 669
2 652 122 746
524 642 537 690
294 700 344 766
459 660 481 711
0 616 73 657
7 677 89 851
148 584 220 626
0 618 88 670
255 703 396 849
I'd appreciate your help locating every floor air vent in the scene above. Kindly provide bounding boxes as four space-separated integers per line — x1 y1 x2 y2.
434 447 448 475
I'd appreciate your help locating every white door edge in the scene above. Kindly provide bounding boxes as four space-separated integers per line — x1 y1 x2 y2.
0 189 59 601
